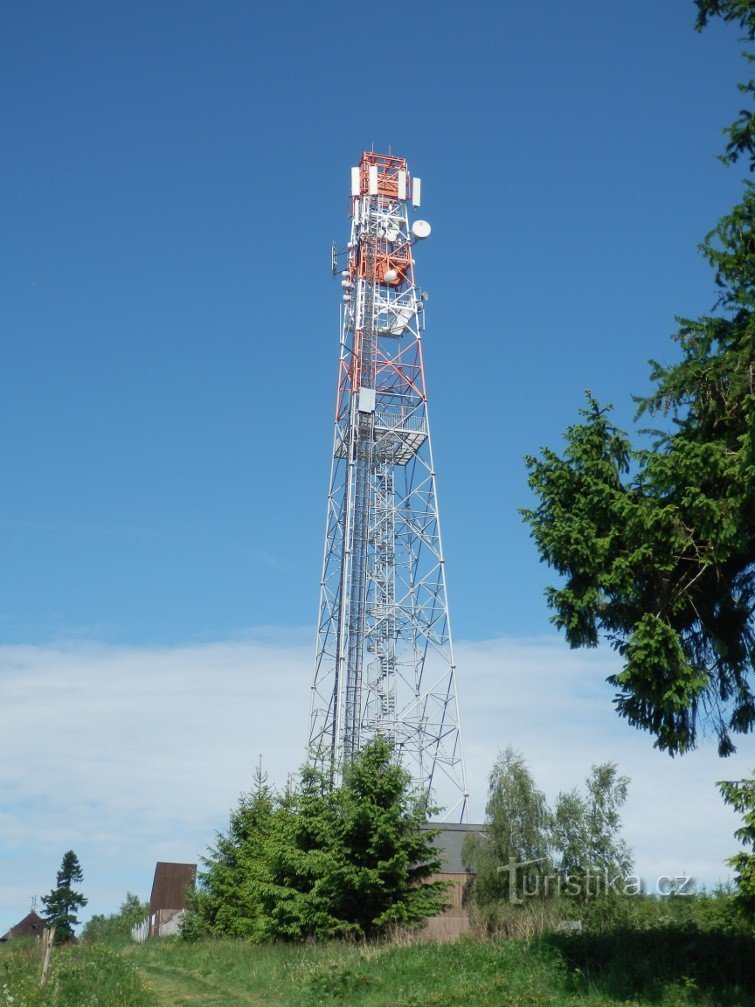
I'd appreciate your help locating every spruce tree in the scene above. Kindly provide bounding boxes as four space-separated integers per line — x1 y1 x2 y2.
41 850 87 942
718 770 755 916
522 1 755 756
182 761 278 939
184 739 445 941
329 736 446 936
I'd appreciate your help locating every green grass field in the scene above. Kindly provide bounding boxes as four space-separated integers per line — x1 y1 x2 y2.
3 927 755 1007
0 939 157 1007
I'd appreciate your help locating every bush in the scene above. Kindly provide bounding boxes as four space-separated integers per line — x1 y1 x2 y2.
81 892 149 944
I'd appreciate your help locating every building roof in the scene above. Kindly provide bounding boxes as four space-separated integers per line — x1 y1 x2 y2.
0 910 46 942
422 822 485 874
149 862 197 914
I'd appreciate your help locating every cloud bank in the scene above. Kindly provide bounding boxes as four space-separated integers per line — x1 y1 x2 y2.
1 632 752 929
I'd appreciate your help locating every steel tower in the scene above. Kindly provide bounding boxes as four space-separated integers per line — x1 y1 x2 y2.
309 152 468 821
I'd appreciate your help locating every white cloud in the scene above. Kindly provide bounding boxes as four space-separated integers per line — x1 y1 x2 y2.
1 632 753 932
459 636 754 891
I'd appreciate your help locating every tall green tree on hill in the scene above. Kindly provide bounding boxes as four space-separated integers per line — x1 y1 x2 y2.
183 738 445 941
463 748 551 908
522 0 755 759
41 850 87 943
465 751 633 917
551 763 633 903
328 736 446 935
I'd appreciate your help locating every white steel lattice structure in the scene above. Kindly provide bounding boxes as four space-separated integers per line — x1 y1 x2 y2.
309 152 468 821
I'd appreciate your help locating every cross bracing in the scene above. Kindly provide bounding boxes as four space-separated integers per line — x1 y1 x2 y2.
309 152 468 821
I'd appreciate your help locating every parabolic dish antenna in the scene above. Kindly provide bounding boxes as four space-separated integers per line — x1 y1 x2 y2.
411 219 431 240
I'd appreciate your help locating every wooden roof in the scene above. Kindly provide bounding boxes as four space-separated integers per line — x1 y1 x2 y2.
1 910 46 941
149 862 196 914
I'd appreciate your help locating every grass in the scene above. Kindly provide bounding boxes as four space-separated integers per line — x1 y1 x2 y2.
4 923 755 1006
124 926 755 1007
0 939 156 1007
126 938 570 1006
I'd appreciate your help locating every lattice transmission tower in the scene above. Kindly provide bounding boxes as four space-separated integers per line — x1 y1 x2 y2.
309 152 468 821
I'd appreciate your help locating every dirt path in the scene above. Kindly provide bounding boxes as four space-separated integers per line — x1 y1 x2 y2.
140 961 268 1007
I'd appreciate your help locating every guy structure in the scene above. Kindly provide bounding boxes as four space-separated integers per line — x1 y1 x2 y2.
309 152 468 821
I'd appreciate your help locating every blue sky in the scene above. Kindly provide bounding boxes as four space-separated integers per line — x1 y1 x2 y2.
1 1 753 928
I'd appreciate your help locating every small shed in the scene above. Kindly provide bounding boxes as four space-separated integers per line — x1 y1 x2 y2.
148 862 196 937
0 910 46 942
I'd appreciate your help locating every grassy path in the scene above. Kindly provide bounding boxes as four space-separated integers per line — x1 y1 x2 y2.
126 930 755 1007
139 958 268 1007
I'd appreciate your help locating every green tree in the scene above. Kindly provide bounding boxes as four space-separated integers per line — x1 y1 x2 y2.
522 1 755 757
253 762 346 940
182 760 281 940
696 1 755 168
463 747 551 906
327 735 446 936
41 850 87 942
183 738 445 941
551 763 633 903
80 892 149 943
252 741 446 940
718 770 755 915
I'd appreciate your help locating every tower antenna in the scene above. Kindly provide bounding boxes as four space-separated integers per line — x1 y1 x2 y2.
309 153 469 820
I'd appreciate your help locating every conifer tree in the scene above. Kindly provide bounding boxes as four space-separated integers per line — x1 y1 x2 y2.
718 770 755 916
41 850 87 942
522 0 755 757
329 736 446 936
182 760 278 939
183 739 445 941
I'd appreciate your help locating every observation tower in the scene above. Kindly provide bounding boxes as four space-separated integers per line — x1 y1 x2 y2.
309 152 468 820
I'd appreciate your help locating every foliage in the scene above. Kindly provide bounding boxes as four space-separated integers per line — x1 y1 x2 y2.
249 762 352 941
40 851 87 943
696 0 755 169
181 760 279 940
522 3 755 757
183 738 445 942
463 747 551 908
321 736 447 934
80 892 149 944
551 763 633 903
130 937 568 1007
0 940 156 1007
575 884 749 933
466 750 633 921
719 769 755 915
549 923 755 1003
7 915 755 1007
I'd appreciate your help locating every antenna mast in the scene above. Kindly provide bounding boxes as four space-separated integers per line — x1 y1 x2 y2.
309 152 468 820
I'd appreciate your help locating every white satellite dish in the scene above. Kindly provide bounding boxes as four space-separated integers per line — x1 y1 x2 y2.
411 219 431 240
382 268 398 283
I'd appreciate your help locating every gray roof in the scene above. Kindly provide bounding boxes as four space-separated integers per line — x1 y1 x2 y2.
422 822 485 874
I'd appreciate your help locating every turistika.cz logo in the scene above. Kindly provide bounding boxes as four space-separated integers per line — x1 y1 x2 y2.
496 858 694 904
